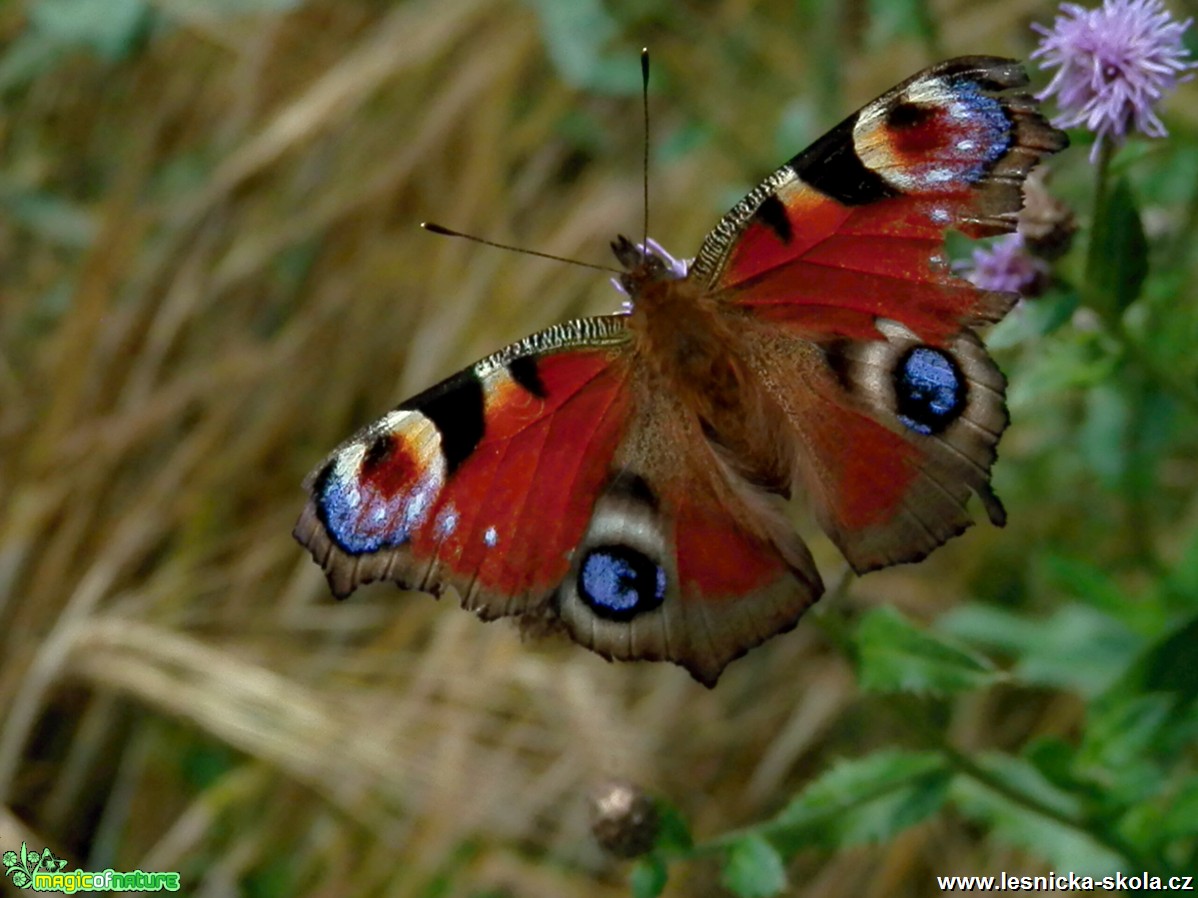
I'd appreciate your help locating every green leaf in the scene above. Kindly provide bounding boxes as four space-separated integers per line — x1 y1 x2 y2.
1077 692 1173 805
865 0 938 48
521 0 638 93
1075 612 1198 803
950 753 1123 875
1039 554 1129 618
0 31 61 92
1138 143 1198 207
1007 330 1119 408
986 287 1080 349
0 186 97 249
190 0 303 11
1024 737 1080 794
29 0 150 59
1037 552 1167 635
1157 777 1198 842
855 606 996 695
939 603 1142 697
1080 382 1132 484
629 857 668 898
1164 524 1198 608
654 802 693 854
1116 612 1198 711
770 750 950 851
721 835 787 898
1086 177 1148 318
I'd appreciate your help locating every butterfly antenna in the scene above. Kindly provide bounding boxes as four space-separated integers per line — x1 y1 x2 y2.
421 222 619 274
640 47 651 251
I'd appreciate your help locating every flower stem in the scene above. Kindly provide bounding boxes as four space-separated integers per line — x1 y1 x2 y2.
1116 319 1198 414
1083 138 1116 317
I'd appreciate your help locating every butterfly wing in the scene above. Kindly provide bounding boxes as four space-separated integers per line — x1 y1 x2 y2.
556 385 822 686
295 316 821 685
692 57 1065 335
737 319 1010 572
688 56 1066 570
295 317 634 610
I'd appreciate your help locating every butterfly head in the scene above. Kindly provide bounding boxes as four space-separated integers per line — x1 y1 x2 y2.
610 235 690 307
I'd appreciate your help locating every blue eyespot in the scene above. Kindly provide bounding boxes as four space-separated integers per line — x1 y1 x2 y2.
887 82 1011 192
894 346 965 435
947 82 1010 182
315 451 442 555
578 545 667 620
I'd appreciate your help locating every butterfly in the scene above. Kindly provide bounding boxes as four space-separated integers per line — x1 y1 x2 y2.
294 56 1067 687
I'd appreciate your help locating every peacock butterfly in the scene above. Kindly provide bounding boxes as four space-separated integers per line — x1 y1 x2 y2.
294 56 1066 686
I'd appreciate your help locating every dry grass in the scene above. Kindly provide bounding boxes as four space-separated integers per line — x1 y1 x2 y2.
1 1 1076 895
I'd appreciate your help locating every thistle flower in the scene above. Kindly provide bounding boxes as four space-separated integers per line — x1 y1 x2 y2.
1033 0 1196 161
961 233 1050 296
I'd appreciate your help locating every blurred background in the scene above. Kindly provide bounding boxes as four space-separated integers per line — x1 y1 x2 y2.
2 0 1196 895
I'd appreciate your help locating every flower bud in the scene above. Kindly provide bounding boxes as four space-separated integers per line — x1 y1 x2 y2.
588 779 660 858
1019 171 1077 261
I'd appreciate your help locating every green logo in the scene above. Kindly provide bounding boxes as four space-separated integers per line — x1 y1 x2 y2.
3 841 181 893
3 843 67 889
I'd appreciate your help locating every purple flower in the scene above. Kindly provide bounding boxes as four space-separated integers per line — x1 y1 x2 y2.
961 233 1050 296
1033 0 1196 161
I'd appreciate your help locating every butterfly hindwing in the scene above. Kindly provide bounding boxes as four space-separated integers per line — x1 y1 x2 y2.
554 389 823 686
739 317 1008 572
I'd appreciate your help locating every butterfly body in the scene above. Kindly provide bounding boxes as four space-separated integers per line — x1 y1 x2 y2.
616 240 792 500
295 57 1066 685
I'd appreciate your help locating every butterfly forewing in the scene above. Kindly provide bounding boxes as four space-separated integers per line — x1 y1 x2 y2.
691 56 1066 340
295 317 634 611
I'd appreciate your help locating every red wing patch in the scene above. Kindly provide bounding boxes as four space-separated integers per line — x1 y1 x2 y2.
417 357 632 603
724 190 999 344
672 490 789 598
794 391 920 532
